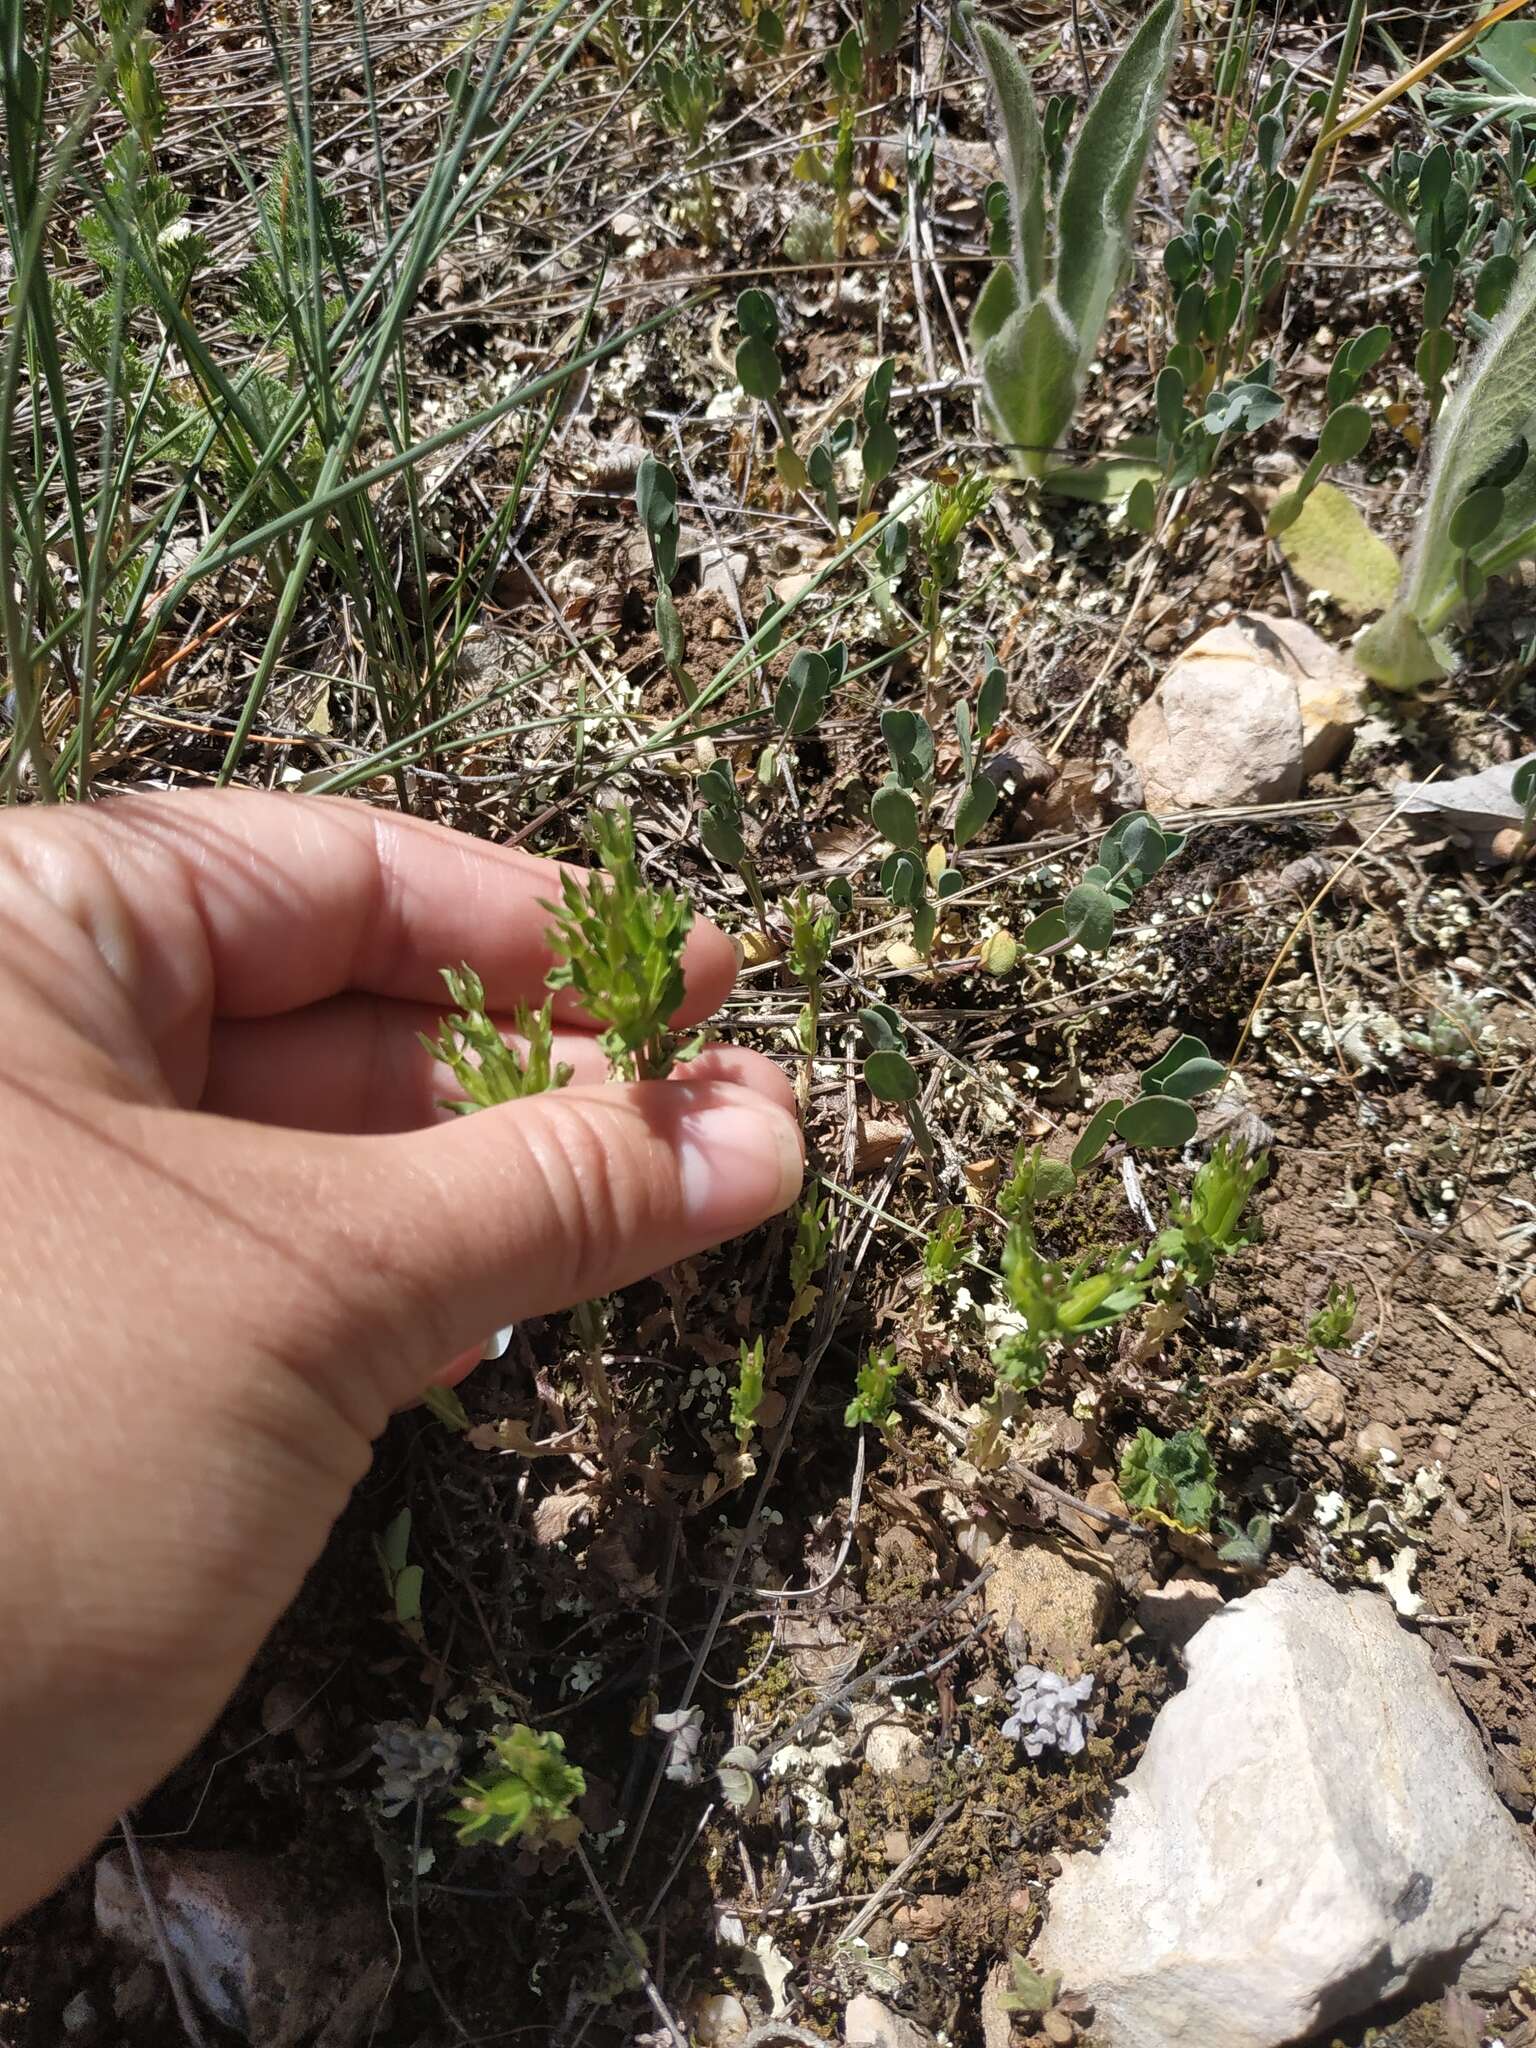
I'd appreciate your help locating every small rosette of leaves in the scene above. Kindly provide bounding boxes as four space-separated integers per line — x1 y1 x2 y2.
845 1344 903 1429
1119 1425 1217 1532
455 1726 586 1849
1025 811 1184 961
1149 1134 1268 1287
546 806 696 1081
421 966 572 1111
993 1229 1145 1389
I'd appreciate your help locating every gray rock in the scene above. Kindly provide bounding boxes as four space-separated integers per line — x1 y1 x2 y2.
1034 1569 1536 2048
984 1536 1116 1661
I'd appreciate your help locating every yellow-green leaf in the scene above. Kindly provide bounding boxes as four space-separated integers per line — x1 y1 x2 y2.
1274 481 1402 619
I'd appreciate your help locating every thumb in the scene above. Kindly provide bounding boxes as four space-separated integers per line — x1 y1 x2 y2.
305 1065 804 1418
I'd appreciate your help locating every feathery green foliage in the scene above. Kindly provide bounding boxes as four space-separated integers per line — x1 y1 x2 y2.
546 806 698 1081
456 1726 586 1848
421 968 572 1110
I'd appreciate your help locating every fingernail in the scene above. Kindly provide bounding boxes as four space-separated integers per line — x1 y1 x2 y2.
678 1095 804 1234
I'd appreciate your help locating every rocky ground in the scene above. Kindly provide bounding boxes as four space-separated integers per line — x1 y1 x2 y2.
3 0 1536 2045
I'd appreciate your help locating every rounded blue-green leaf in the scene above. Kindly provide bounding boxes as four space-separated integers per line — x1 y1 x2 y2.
1126 477 1156 533
864 356 895 424
866 1048 919 1103
697 760 737 809
1071 1098 1124 1171
1063 882 1115 952
774 649 831 735
858 1000 903 1049
736 333 781 401
1318 404 1371 465
954 774 997 850
1175 284 1207 345
656 587 685 669
700 807 747 867
935 866 964 900
736 287 778 341
881 848 925 905
807 440 835 490
862 418 898 487
1158 1056 1226 1100
872 780 920 849
1143 1033 1210 1088
755 5 784 52
1114 1093 1198 1148
1023 906 1068 953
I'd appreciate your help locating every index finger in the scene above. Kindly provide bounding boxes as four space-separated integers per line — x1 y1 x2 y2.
0 789 737 1074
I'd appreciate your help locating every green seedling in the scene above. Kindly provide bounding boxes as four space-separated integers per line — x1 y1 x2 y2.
1119 1425 1218 1532
1216 1511 1273 1568
651 36 724 240
921 1205 970 1295
998 1142 1076 1230
970 0 1179 476
807 418 856 527
992 1228 1144 1391
1025 811 1184 963
999 1955 1062 2017
845 1344 903 1429
375 1507 424 1640
697 759 769 927
1070 1033 1231 1170
731 1336 766 1444
736 289 808 490
635 453 695 705
917 470 991 684
1355 242 1536 686
858 1002 934 1159
787 885 838 1101
455 1725 585 1849
871 708 961 958
546 805 699 1081
952 651 1005 849
858 356 899 514
422 966 572 1109
1307 1279 1359 1351
1150 1134 1268 1288
788 1184 835 1325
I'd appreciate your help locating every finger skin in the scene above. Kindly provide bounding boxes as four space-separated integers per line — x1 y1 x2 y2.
0 788 737 1104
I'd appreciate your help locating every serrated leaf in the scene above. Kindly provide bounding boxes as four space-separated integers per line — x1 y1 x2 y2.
1114 1093 1198 1148
1274 480 1403 617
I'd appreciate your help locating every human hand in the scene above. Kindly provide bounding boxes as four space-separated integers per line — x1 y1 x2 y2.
0 789 802 1921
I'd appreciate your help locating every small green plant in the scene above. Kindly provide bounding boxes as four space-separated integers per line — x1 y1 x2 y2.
992 1230 1145 1390
970 0 1179 477
736 289 808 490
546 805 699 1081
858 1002 935 1159
998 1954 1063 2017
1024 812 1184 962
998 1142 1077 1229
1355 243 1536 688
455 1725 585 1849
422 967 572 1109
951 652 1006 849
773 639 844 741
374 1507 424 1641
1119 1425 1218 1531
731 1336 766 1444
858 356 899 516
1307 1279 1359 1351
786 885 838 1100
635 454 694 705
1266 346 1378 538
788 1184 835 1325
1150 1134 1269 1286
845 1344 903 1429
1216 1511 1273 1568
651 36 724 240
697 759 768 926
917 470 991 683
921 1205 970 1294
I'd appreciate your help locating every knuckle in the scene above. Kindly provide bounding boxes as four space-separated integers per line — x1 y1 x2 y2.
520 1095 656 1303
